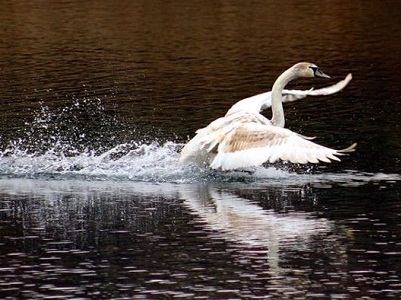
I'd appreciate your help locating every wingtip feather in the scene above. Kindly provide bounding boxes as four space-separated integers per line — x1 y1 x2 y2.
339 142 357 153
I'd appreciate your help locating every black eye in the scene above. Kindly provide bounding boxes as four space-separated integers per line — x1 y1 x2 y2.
309 66 321 76
309 66 318 73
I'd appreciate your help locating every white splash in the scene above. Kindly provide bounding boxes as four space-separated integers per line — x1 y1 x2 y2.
0 140 191 182
1 140 400 186
0 99 400 185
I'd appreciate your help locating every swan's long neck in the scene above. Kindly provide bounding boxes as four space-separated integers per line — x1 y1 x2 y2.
270 67 298 128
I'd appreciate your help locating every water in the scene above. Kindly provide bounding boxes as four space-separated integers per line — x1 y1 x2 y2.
0 1 401 299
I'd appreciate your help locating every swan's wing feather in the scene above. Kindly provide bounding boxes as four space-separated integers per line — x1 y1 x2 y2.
199 112 270 152
281 73 352 103
306 73 352 96
210 123 356 170
178 117 228 165
225 92 272 116
179 112 270 165
276 73 353 107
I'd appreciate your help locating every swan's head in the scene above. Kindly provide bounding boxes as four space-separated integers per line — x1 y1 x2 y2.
292 62 330 79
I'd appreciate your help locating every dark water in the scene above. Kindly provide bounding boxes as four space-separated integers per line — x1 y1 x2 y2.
0 1 401 299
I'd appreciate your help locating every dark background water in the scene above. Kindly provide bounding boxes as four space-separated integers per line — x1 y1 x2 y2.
0 1 401 299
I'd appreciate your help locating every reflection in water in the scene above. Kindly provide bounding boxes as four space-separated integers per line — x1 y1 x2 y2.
180 184 350 295
0 179 353 299
0 180 183 298
1 178 401 298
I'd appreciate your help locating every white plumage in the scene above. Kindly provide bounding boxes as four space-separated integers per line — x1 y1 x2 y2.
179 63 356 170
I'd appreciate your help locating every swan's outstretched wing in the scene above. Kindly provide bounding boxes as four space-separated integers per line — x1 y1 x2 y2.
302 73 352 96
209 123 356 170
282 73 353 103
225 74 352 116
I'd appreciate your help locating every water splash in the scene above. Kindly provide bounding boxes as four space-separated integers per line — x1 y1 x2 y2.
1 140 180 181
0 99 207 182
1 139 400 185
0 99 400 185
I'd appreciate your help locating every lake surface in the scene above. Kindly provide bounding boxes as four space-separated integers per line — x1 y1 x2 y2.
0 1 400 299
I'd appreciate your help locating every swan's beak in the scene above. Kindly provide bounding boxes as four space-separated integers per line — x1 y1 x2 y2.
315 68 330 79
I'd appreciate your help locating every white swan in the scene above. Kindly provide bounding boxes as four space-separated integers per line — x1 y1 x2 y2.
179 62 356 170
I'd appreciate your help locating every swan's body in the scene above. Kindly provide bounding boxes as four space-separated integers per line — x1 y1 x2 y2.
179 63 356 170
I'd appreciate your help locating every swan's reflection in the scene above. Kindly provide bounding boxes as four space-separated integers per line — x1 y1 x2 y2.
0 178 350 294
179 184 348 283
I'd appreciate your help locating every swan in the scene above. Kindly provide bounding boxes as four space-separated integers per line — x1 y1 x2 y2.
179 62 356 170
